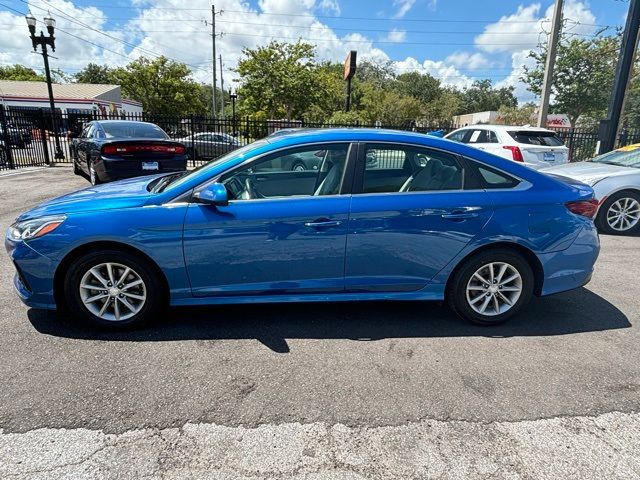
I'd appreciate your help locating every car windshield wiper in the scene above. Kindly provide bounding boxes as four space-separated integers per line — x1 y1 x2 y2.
150 172 187 193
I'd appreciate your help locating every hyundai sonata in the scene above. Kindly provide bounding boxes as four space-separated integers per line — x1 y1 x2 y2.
6 129 599 329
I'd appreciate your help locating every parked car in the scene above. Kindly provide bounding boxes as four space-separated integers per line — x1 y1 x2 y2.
541 143 640 234
445 125 569 169
175 132 241 160
71 120 187 185
6 129 599 330
0 123 30 148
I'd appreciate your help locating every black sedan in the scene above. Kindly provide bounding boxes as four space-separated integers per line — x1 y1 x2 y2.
71 120 187 185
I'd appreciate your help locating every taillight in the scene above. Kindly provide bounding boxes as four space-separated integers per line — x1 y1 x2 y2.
566 199 599 219
102 143 185 155
503 145 524 162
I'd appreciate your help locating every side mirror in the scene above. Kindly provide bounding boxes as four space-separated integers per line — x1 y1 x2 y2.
193 182 228 206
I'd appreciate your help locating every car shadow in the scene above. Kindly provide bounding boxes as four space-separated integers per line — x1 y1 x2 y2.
27 287 630 353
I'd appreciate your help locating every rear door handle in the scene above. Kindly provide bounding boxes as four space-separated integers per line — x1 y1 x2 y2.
441 207 482 220
305 219 342 228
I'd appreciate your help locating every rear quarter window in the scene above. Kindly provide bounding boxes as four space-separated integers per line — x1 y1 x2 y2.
507 131 564 147
465 159 520 189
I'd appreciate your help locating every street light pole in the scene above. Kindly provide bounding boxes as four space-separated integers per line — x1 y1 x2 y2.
25 12 64 161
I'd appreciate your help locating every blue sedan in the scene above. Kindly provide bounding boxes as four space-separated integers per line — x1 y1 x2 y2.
5 129 600 329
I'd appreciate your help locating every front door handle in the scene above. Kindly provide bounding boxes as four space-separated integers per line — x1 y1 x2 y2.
305 219 342 228
441 207 482 220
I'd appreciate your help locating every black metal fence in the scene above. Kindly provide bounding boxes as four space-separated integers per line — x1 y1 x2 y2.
0 107 638 172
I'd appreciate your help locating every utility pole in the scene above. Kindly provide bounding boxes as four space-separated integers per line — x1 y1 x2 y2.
598 0 640 154
537 0 564 128
210 5 217 120
219 54 224 119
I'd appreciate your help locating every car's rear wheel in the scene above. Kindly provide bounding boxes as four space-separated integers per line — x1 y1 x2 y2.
64 250 164 329
447 249 534 325
597 191 640 235
88 159 101 185
291 161 306 172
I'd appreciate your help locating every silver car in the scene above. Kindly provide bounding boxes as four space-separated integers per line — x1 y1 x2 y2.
176 132 241 160
542 144 640 234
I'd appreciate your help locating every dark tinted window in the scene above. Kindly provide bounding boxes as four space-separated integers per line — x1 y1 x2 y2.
507 130 564 146
466 129 499 144
362 144 463 193
446 130 466 142
101 122 169 139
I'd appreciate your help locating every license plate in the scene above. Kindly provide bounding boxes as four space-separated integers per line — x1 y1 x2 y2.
142 161 159 171
543 152 555 162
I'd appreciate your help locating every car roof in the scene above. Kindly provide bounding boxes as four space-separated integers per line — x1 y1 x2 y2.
93 120 159 127
452 125 556 133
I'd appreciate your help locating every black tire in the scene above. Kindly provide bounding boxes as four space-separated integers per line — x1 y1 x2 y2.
446 249 534 325
596 190 640 235
73 157 81 175
88 157 101 185
64 249 165 330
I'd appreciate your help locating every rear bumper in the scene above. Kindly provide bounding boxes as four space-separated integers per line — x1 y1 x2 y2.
95 156 187 182
538 222 600 296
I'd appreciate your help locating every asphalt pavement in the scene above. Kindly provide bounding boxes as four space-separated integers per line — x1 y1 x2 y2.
0 166 639 479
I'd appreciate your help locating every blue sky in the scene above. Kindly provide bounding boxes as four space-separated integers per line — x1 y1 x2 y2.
0 0 630 101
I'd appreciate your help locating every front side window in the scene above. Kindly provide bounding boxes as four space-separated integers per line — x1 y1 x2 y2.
447 130 467 142
221 144 350 200
362 144 463 193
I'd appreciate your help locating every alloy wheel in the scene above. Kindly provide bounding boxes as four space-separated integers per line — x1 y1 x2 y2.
79 262 147 322
466 262 522 316
292 163 306 172
606 197 640 232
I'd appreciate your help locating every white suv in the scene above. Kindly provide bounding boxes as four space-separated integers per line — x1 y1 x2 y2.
444 125 569 169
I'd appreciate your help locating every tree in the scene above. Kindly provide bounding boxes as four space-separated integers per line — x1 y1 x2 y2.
460 79 517 114
0 65 44 81
496 103 537 125
522 35 619 125
74 63 114 84
235 41 325 120
359 84 422 125
110 56 205 116
393 71 441 105
422 87 464 125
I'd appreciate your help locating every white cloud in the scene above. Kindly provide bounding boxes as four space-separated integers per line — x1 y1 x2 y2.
393 0 416 19
384 29 406 43
445 51 491 70
394 56 474 90
318 0 340 15
475 0 596 54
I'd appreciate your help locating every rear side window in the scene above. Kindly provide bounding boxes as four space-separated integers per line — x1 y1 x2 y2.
508 131 564 146
466 129 499 144
465 159 520 189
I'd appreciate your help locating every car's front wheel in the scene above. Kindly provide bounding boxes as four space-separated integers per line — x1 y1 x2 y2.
63 250 164 329
88 159 101 185
597 191 640 235
447 249 534 325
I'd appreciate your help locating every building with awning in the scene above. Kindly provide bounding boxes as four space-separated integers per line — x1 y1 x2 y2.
0 80 142 119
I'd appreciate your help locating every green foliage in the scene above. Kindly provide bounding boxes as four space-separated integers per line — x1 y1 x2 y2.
393 71 441 105
522 35 619 124
0 64 44 81
235 40 325 120
110 56 205 116
460 79 517 114
73 63 114 84
496 103 536 125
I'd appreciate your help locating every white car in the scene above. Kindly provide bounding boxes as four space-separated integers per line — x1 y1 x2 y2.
542 143 640 235
445 125 569 169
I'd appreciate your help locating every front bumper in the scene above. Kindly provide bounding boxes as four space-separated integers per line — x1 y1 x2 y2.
5 237 58 309
538 221 600 296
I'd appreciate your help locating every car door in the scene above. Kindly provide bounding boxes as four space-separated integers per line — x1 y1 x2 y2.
345 143 493 292
183 142 355 297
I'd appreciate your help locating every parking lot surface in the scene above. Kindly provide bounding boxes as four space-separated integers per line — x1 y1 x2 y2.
1 166 639 478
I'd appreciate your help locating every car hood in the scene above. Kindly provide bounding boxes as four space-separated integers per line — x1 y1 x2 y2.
541 161 636 185
18 175 162 220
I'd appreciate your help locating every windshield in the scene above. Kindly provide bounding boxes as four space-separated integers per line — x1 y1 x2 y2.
102 122 169 139
156 139 270 193
588 145 640 168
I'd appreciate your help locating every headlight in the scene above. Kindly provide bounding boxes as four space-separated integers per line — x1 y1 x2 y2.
7 215 66 241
